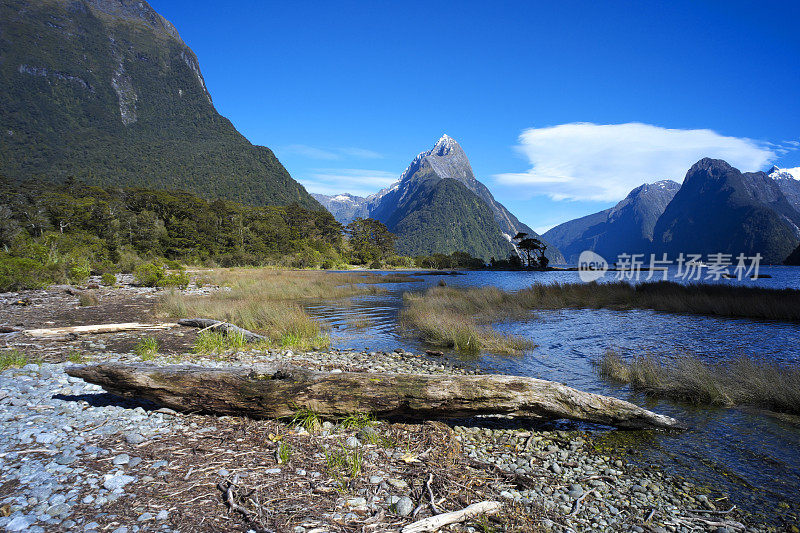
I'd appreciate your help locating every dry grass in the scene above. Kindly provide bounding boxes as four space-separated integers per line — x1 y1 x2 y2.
400 281 800 356
596 349 800 414
511 281 800 321
401 287 536 355
158 269 410 350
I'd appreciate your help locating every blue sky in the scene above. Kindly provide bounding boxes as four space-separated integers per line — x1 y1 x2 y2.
153 0 800 233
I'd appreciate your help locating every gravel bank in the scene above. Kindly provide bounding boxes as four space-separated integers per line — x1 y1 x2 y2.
0 348 770 532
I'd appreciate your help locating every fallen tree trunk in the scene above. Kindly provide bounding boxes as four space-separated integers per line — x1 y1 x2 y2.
177 318 265 342
24 322 178 338
66 363 684 429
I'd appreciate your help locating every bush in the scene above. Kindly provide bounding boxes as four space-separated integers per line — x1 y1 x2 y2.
0 255 50 292
158 270 191 289
369 260 382 270
100 272 117 286
133 261 166 287
117 247 143 273
67 264 90 285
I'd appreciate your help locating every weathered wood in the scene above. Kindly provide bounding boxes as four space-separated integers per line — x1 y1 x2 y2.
65 362 684 429
177 318 265 342
24 322 178 338
402 501 502 533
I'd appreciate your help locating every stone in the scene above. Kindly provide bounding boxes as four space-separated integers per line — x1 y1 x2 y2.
156 510 169 521
112 454 130 465
103 474 135 491
393 496 414 517
549 462 562 475
5 516 35 531
124 433 146 445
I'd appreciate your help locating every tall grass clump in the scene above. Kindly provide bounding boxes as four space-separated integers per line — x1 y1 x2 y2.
193 330 247 356
158 269 404 350
133 337 159 360
595 349 800 414
401 286 535 355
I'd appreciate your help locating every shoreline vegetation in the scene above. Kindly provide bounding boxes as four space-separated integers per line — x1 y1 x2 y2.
596 350 800 415
158 269 421 351
400 281 800 355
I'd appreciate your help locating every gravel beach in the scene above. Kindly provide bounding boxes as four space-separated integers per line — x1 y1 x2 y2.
0 345 770 532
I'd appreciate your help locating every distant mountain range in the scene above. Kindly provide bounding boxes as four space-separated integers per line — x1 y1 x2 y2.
314 135 564 263
547 160 800 265
653 159 800 264
0 0 319 209
544 180 680 264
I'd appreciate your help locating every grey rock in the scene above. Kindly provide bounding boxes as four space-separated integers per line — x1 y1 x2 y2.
393 496 414 517
103 474 135 491
5 516 35 531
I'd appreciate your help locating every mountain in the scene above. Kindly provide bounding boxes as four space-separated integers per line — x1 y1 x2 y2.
0 0 319 209
652 158 800 264
544 180 680 264
318 135 564 263
311 193 368 225
768 166 800 214
785 243 800 265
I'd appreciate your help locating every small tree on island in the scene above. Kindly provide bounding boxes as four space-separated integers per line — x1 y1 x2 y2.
513 232 548 269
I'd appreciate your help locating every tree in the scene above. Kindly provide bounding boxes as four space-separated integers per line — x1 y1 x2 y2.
513 233 548 269
345 218 395 265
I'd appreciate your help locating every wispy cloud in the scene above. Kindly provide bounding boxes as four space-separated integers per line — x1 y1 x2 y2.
281 144 383 161
494 123 790 202
298 168 397 197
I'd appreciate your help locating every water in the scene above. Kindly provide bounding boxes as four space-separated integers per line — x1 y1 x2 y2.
304 267 800 524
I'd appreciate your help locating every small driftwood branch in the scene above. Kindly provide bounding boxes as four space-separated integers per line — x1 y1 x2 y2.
23 322 177 338
401 501 502 533
66 362 685 429
177 318 265 342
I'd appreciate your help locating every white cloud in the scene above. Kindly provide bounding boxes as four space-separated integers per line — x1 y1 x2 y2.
494 123 783 202
299 168 398 197
281 145 383 161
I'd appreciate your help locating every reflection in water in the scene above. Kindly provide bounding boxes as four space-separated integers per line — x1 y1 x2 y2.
304 267 800 524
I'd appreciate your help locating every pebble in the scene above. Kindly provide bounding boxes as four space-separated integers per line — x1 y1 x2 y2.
393 496 414 516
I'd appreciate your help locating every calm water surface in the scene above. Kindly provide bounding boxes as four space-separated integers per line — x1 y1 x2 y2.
304 267 800 524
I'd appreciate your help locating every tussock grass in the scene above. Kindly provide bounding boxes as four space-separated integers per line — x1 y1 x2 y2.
0 349 27 371
133 337 159 360
596 349 800 414
78 291 99 306
401 287 536 355
193 330 246 356
512 281 800 321
158 269 404 350
401 281 800 356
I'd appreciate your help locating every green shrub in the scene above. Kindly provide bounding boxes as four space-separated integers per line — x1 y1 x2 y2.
67 264 90 285
369 260 382 270
92 259 118 275
157 270 191 289
117 247 143 274
133 262 166 287
0 255 50 291
100 272 117 286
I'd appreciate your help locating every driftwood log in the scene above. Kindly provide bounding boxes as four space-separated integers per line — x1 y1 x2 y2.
177 318 265 342
66 363 683 429
23 322 177 338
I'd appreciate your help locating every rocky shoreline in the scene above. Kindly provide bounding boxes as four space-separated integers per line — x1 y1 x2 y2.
0 346 769 532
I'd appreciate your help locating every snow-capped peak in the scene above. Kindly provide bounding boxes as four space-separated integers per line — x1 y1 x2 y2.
769 166 800 181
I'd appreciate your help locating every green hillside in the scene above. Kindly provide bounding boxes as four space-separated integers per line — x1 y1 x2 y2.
0 0 319 209
391 178 515 261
